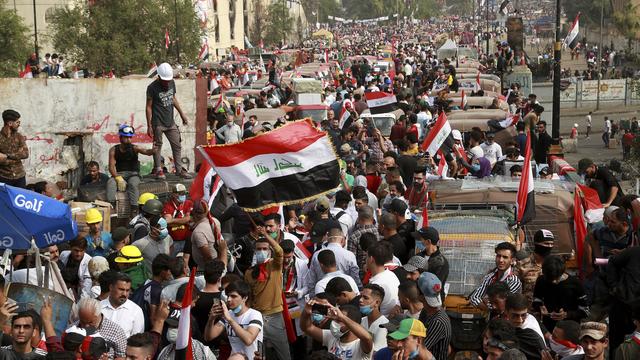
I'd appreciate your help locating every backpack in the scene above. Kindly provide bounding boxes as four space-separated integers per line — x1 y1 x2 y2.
130 280 154 331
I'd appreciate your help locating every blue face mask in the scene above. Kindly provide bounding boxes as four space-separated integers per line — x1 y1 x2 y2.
231 304 242 314
178 195 186 203
158 228 169 240
408 347 419 359
359 305 373 316
254 250 270 264
471 164 481 172
312 313 325 324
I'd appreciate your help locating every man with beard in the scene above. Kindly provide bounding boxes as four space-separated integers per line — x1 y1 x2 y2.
100 272 145 337
146 62 191 179
106 125 155 209
0 109 29 188
59 237 93 299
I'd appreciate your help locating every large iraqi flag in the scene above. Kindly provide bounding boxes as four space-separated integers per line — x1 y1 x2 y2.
201 120 340 210
563 13 581 50
365 91 398 114
516 131 536 225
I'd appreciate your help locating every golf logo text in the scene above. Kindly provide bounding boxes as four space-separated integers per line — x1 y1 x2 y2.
13 194 44 213
44 230 65 244
0 236 13 248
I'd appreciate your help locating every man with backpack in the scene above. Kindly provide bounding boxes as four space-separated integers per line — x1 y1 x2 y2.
329 190 355 237
130 254 174 331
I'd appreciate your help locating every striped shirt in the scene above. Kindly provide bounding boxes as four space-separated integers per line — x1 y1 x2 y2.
347 224 382 280
469 267 522 306
419 309 451 360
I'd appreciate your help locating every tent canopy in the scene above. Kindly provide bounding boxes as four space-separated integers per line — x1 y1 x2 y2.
437 39 458 59
312 29 334 41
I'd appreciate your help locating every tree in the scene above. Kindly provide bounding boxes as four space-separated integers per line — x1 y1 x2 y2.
612 3 640 46
47 0 200 75
318 0 342 22
264 0 294 46
0 0 31 77
250 0 266 45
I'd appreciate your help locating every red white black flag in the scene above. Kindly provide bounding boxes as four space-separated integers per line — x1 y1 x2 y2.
365 92 398 114
201 120 340 210
516 132 535 225
564 13 581 50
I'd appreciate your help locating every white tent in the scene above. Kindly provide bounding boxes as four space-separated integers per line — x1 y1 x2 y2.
437 39 458 60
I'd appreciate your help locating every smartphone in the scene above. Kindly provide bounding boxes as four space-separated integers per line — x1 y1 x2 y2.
213 298 221 307
256 340 264 359
312 303 328 315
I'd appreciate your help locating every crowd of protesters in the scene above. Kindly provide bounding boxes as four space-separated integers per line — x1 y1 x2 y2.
3 15 640 360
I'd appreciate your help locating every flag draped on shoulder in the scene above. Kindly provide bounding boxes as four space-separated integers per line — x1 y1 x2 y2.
576 183 604 224
420 112 451 155
564 13 581 50
365 92 398 114
499 113 520 128
516 132 535 225
201 120 340 210
175 268 196 360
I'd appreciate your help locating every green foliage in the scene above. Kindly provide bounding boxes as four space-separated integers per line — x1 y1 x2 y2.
319 0 342 22
0 0 31 76
47 0 201 74
340 0 441 20
264 0 294 46
612 3 640 43
446 0 473 16
564 0 610 27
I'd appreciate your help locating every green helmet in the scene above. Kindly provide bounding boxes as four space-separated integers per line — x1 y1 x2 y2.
142 199 163 216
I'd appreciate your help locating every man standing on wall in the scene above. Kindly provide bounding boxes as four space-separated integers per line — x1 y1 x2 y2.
0 110 29 188
146 62 191 179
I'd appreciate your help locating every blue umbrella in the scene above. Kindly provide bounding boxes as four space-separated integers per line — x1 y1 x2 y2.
0 183 78 250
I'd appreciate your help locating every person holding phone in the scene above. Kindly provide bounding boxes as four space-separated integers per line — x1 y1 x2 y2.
205 281 263 360
301 298 373 360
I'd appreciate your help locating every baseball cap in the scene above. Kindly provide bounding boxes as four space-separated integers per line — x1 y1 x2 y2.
310 218 341 243
486 132 496 138
111 227 130 243
580 322 607 341
173 183 187 193
412 227 440 245
538 166 550 177
384 198 408 215
577 158 594 174
451 129 462 141
389 318 427 340
380 314 409 332
403 256 429 273
417 272 443 308
315 196 331 212
63 326 108 358
533 229 554 244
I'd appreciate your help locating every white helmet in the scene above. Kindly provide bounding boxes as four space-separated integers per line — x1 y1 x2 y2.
157 62 173 81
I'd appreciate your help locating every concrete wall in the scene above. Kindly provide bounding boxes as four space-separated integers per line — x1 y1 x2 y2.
0 78 198 182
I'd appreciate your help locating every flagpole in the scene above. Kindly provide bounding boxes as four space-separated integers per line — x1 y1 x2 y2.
551 0 561 139
174 0 180 64
596 0 604 110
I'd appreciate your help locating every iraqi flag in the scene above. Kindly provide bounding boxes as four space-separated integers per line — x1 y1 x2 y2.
563 13 581 50
576 183 604 224
198 42 209 61
365 92 398 114
417 201 429 228
165 29 170 49
475 73 481 91
174 268 196 360
516 132 536 225
338 100 353 129
574 187 588 277
499 0 510 15
324 49 329 63
498 113 520 128
437 151 449 177
19 64 33 79
201 120 340 210
420 112 452 155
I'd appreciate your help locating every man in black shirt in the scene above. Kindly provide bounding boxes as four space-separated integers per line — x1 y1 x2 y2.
0 312 47 360
387 199 416 253
578 158 624 207
80 161 109 186
192 259 225 345
378 213 409 264
413 227 449 301
535 120 553 165
146 62 190 179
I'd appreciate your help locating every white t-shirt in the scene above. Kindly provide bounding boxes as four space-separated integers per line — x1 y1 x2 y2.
469 145 484 161
315 271 360 296
225 308 263 360
480 142 503 166
322 329 371 360
331 207 355 236
361 315 389 351
369 270 400 316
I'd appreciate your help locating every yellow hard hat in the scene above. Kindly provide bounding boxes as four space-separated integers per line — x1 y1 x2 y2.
114 245 143 264
85 208 103 224
138 192 158 205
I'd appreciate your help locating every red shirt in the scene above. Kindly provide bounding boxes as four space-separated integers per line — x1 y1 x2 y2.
389 124 406 143
162 199 193 241
365 174 382 194
623 133 635 146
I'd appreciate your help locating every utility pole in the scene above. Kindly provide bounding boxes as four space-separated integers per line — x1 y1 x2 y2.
486 0 489 56
596 0 604 110
551 0 561 139
32 0 39 60
174 0 180 64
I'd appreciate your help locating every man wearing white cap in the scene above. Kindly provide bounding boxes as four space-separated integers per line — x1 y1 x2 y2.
417 272 451 360
146 62 191 179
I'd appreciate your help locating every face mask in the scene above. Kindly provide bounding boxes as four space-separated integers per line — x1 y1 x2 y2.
269 231 279 240
360 305 373 316
534 244 553 257
178 195 186 203
312 313 325 324
166 328 178 343
231 304 242 314
330 321 347 339
254 250 270 264
408 346 420 359
158 228 169 240
471 164 481 172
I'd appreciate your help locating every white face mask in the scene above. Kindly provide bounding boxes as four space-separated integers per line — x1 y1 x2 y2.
330 321 348 339
166 328 178 343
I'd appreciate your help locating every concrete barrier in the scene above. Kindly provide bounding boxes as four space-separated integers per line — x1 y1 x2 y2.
0 78 199 182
